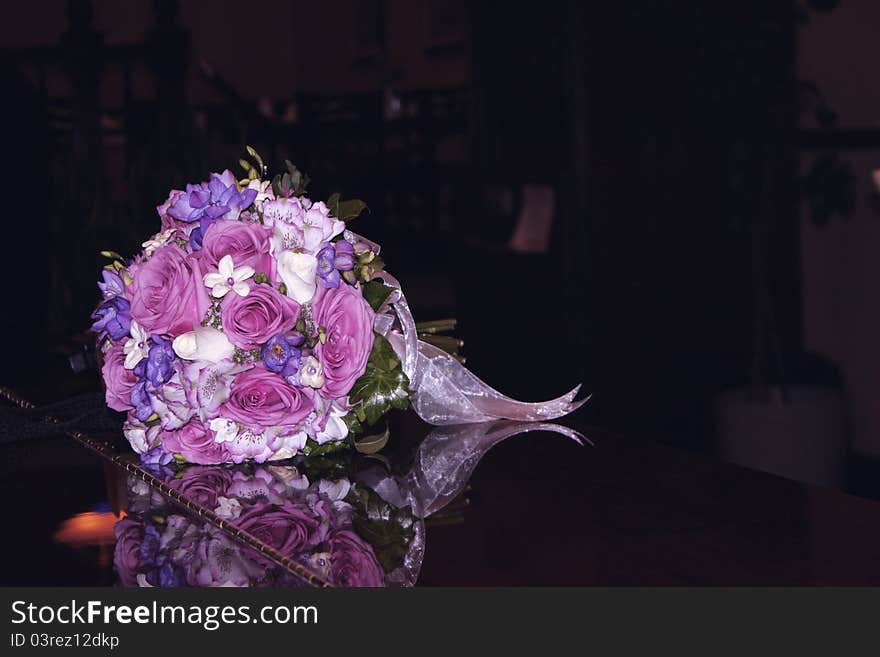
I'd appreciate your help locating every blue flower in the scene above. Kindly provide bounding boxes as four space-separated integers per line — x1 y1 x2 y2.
91 297 131 340
261 333 301 373
130 380 153 421
167 171 258 251
145 337 175 388
98 269 125 300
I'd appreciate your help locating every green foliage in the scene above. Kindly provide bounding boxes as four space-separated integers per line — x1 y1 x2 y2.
348 334 411 426
361 280 395 311
346 483 416 573
353 423 390 454
326 192 368 221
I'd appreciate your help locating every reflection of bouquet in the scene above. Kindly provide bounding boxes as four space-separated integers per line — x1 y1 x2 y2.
114 462 415 587
94 148 585 465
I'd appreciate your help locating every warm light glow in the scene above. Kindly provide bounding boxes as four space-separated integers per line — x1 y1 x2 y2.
52 510 125 548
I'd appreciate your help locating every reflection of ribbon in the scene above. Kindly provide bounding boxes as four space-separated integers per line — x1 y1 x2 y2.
361 246 588 425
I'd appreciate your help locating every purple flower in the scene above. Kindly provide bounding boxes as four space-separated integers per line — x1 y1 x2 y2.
333 240 355 270
167 171 258 251
140 444 174 467
145 337 175 388
316 244 340 288
261 334 301 373
98 269 125 300
316 241 356 289
282 356 301 384
139 524 163 566
157 562 185 587
91 297 131 340
130 380 153 421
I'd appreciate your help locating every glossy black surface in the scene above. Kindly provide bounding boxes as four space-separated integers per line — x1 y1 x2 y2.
2 408 880 586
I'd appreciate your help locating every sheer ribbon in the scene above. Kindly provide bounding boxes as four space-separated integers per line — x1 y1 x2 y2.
350 231 588 425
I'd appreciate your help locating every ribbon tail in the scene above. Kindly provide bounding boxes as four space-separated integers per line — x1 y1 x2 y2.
385 333 589 425
371 268 589 425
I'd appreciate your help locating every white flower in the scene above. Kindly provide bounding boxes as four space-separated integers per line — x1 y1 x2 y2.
299 202 344 253
318 478 351 502
246 179 275 210
276 250 317 303
203 254 254 298
214 496 242 520
268 431 309 460
267 463 310 489
123 321 150 369
141 228 176 256
299 355 324 388
209 417 239 444
173 326 235 363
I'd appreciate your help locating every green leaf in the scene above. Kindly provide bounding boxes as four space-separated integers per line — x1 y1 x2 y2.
348 333 411 426
342 411 363 436
361 280 394 311
327 193 367 221
245 145 264 171
354 423 390 454
301 436 352 457
346 483 416 573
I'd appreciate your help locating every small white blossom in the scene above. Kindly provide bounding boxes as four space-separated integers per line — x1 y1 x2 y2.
141 228 176 256
214 496 242 520
246 179 275 210
299 355 324 388
123 321 149 370
203 254 254 298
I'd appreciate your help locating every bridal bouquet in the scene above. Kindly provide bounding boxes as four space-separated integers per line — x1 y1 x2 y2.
93 148 585 465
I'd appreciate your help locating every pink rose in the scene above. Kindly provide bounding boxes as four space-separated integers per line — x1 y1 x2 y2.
199 220 275 281
165 466 234 508
312 283 375 399
232 499 320 562
221 285 300 350
327 529 385 587
113 518 145 587
159 420 231 465
128 245 211 337
101 342 138 412
221 365 315 430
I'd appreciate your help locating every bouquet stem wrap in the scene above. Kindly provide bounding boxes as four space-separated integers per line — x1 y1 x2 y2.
369 267 588 425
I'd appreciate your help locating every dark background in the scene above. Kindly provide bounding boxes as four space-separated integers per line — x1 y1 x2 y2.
2 1 878 494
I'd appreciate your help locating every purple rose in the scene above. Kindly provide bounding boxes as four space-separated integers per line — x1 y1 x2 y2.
198 220 275 281
101 343 139 412
327 529 385 587
165 466 234 509
232 499 320 562
91 297 131 340
221 285 300 350
312 283 375 399
160 420 231 465
221 365 315 430
113 518 145 587
127 245 211 337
